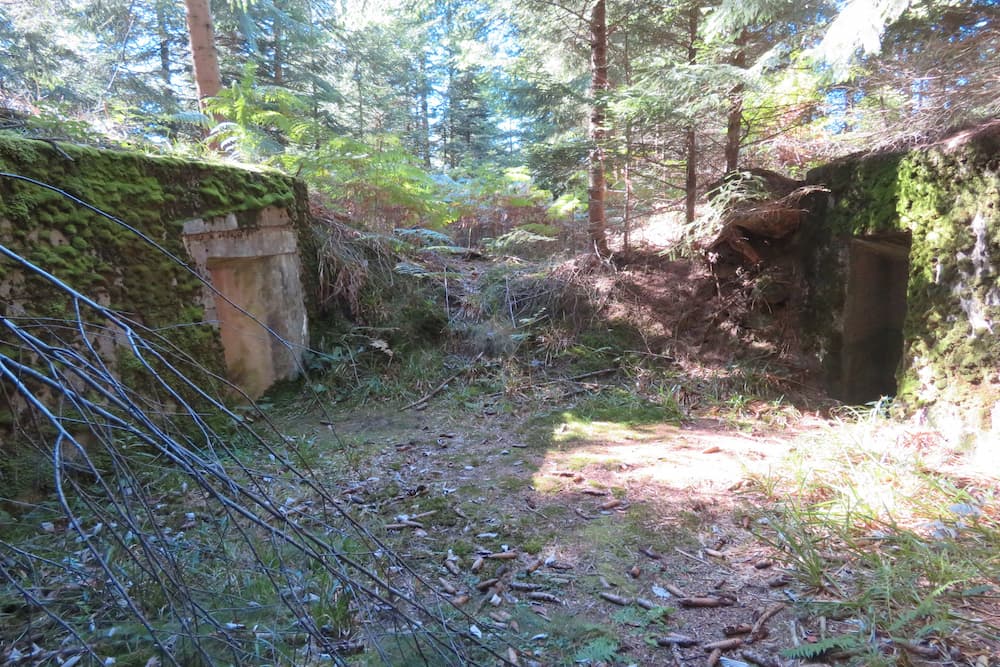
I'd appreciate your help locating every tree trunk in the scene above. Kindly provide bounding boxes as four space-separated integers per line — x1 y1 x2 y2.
156 1 171 85
725 100 742 171
684 7 698 224
354 62 364 137
725 30 748 172
588 0 610 257
685 128 697 224
622 27 633 253
419 50 431 167
273 11 284 85
183 0 222 114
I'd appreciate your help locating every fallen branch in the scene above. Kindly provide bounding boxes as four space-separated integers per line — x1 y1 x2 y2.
704 637 744 651
740 649 784 667
678 596 735 608
675 547 734 572
599 592 632 605
656 633 698 647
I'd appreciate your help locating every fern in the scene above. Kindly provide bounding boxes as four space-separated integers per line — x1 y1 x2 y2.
573 637 618 664
483 229 555 254
395 228 453 246
781 633 865 660
419 245 472 255
393 262 432 277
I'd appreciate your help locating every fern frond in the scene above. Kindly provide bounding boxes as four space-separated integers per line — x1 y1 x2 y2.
418 245 472 255
393 261 432 277
574 637 618 664
395 228 453 246
781 633 864 660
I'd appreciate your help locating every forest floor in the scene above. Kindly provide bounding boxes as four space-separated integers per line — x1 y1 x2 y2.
261 243 1000 667
270 385 999 667
7 232 996 666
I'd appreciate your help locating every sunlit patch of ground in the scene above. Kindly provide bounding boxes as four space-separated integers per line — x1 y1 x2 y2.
268 396 999 665
537 415 813 500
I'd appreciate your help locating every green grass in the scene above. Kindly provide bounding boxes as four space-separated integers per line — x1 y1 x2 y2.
747 408 1000 663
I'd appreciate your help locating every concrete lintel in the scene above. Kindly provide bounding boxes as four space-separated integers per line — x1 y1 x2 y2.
183 213 239 235
184 227 299 265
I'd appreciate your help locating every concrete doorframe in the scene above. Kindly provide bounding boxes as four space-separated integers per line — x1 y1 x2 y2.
182 207 308 398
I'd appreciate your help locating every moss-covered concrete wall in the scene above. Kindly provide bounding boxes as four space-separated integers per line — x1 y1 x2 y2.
802 122 1000 442
0 135 314 409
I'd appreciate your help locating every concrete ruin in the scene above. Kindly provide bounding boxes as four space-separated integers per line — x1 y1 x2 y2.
0 136 315 400
182 207 309 398
801 121 1000 443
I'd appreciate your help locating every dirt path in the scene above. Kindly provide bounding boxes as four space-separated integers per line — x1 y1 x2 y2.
271 396 841 666
252 244 1000 665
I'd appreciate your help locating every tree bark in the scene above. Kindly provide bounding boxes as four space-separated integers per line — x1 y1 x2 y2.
685 128 697 225
419 50 431 167
354 62 364 137
684 6 698 224
273 10 284 85
725 30 748 172
725 91 743 171
156 1 171 85
622 26 633 253
183 0 222 114
588 0 610 257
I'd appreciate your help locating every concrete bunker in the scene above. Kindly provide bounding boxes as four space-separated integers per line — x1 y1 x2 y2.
183 207 308 398
840 232 911 404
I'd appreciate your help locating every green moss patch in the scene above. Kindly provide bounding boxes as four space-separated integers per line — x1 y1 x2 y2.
804 125 1000 435
0 135 311 497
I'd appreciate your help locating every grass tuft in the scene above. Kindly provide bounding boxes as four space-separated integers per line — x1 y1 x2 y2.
748 407 1000 663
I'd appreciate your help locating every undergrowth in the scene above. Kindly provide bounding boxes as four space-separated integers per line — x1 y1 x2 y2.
747 406 1000 664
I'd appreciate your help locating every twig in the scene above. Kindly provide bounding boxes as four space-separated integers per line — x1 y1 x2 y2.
37 138 75 161
506 367 617 392
674 547 734 572
523 503 548 519
740 649 785 667
751 602 786 639
678 596 735 608
704 637 744 651
402 351 484 410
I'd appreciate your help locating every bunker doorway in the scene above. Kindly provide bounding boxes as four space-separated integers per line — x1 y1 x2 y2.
205 255 305 399
841 232 911 404
182 211 309 399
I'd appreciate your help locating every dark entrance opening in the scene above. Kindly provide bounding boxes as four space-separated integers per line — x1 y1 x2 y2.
840 232 911 403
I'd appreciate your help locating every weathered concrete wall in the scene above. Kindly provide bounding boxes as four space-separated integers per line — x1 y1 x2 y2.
0 136 314 400
802 121 1000 443
182 207 309 398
